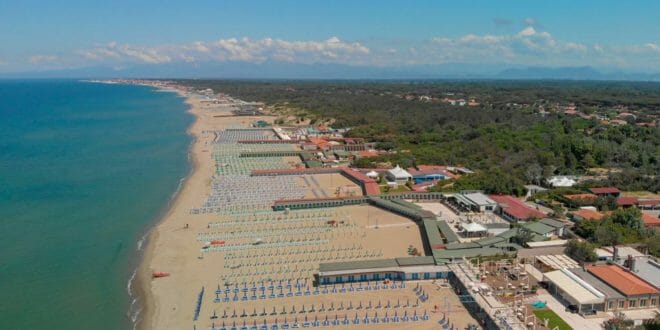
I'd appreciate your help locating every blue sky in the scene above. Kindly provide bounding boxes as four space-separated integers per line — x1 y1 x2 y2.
1 0 659 73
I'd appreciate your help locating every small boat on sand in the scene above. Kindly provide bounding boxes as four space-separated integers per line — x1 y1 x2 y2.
152 272 170 278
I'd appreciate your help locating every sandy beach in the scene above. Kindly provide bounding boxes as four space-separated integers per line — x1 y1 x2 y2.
136 88 477 330
137 92 277 330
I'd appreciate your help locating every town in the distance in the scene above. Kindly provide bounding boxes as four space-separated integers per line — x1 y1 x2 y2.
107 79 659 330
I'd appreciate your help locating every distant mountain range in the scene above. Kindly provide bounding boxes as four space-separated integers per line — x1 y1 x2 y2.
2 62 659 81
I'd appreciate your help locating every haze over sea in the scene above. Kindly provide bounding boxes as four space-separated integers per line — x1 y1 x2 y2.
0 80 192 329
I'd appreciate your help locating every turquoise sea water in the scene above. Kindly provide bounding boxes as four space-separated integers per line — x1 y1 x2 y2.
0 80 192 329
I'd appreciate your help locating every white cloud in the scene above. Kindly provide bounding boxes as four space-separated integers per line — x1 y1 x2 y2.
79 36 370 65
67 32 660 71
645 43 660 52
518 26 536 37
81 42 171 64
29 54 58 64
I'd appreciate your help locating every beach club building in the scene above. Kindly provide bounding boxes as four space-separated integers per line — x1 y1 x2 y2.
586 264 660 311
317 256 450 284
543 268 606 314
488 194 547 222
453 192 497 212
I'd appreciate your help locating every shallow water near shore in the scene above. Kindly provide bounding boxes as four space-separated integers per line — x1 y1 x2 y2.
0 80 192 329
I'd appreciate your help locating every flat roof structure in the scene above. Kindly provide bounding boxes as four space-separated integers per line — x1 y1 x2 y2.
436 220 459 243
423 219 445 249
456 192 496 207
526 240 567 248
569 268 624 300
540 218 565 229
318 256 446 277
536 255 580 270
588 265 659 296
620 257 660 288
460 222 487 233
523 222 555 235
544 269 605 305
433 247 514 262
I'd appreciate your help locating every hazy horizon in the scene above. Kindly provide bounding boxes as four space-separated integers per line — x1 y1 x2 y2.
1 0 659 79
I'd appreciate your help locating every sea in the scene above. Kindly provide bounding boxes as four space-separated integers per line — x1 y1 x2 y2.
0 80 193 329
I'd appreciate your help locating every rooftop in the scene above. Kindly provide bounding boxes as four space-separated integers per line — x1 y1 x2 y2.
520 221 555 236
628 257 660 288
460 222 488 233
572 209 604 221
539 218 565 229
589 187 621 195
387 165 412 179
588 264 659 296
642 213 660 227
489 194 547 220
318 256 437 273
638 199 660 206
569 268 624 299
456 192 497 207
616 196 638 206
563 193 598 201
544 269 605 305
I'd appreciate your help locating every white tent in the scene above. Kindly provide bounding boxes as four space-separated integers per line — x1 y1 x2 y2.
386 165 412 183
460 222 487 233
366 170 379 178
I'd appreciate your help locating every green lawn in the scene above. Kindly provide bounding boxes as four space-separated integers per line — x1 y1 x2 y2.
533 309 573 330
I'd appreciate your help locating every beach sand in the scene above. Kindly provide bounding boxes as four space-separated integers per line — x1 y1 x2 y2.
138 91 478 330
137 94 277 330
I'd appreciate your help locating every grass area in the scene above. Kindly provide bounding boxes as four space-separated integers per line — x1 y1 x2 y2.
533 309 573 330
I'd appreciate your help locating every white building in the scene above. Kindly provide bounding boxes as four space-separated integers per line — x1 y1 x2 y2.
385 165 412 184
454 192 497 212
547 176 578 187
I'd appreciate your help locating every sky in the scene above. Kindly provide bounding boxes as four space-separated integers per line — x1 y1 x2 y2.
0 0 659 74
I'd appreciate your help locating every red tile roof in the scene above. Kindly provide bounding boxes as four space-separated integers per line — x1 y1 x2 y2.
488 194 547 221
357 150 379 158
563 193 598 201
638 199 660 206
572 209 605 221
642 213 660 227
340 168 380 196
588 265 659 296
589 187 621 195
616 196 638 206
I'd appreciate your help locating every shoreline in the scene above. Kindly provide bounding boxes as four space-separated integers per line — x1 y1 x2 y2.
135 89 201 330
